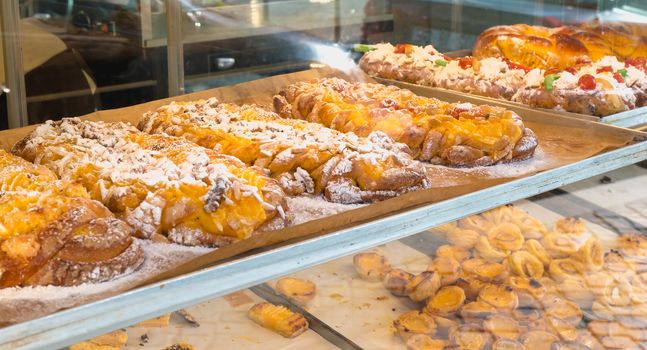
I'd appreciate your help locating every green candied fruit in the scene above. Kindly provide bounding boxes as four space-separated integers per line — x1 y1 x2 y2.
544 74 560 92
618 69 628 79
354 44 376 53
435 59 448 67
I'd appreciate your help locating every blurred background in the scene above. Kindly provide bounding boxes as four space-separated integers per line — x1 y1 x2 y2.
0 0 645 128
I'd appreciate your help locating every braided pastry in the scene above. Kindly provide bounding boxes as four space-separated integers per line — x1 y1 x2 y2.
274 78 537 167
139 98 428 204
473 24 647 70
0 150 143 287
13 119 286 246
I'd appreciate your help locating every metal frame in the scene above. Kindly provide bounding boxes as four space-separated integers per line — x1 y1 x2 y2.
1 0 28 128
1 138 645 350
165 0 184 96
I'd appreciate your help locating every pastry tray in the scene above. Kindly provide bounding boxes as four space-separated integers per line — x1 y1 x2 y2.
374 77 647 129
0 67 646 350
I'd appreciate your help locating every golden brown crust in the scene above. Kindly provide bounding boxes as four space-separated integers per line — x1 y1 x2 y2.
274 78 537 167
12 118 287 245
473 23 647 70
140 99 428 204
0 150 143 288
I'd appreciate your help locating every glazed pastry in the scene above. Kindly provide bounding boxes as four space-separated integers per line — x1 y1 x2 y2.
13 119 287 246
492 339 525 350
577 236 604 272
545 315 579 341
520 331 559 350
353 252 391 281
384 268 414 296
549 258 585 282
474 236 508 262
274 78 538 166
139 98 429 204
542 233 579 258
456 276 489 300
460 301 498 323
487 223 525 252
483 314 521 340
427 256 460 286
603 250 636 281
549 341 593 350
247 302 309 338
275 277 316 305
394 310 437 341
407 271 442 302
0 150 143 287
458 215 494 235
424 286 466 316
430 315 460 337
545 298 583 326
554 217 586 235
449 324 492 350
445 229 480 249
508 251 544 279
523 239 552 267
507 277 546 309
435 244 471 262
461 258 509 283
556 278 596 309
405 334 446 350
472 24 647 70
478 284 519 310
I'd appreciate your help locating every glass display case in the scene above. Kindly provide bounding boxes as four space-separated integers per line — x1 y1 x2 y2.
0 1 646 350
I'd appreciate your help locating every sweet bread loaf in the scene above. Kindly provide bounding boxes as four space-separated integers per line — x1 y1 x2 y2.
139 98 428 204
360 42 646 116
473 23 647 70
12 119 287 246
274 77 537 167
0 150 143 287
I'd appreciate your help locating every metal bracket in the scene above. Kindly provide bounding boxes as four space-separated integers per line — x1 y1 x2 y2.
1 0 28 128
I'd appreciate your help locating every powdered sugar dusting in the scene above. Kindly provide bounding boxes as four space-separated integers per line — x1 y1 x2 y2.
0 239 212 324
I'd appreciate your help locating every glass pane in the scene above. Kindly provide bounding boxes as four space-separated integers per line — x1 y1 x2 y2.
0 0 169 127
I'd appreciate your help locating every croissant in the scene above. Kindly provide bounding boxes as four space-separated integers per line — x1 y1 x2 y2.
139 98 428 204
274 78 538 167
473 24 647 70
0 150 143 287
12 119 286 246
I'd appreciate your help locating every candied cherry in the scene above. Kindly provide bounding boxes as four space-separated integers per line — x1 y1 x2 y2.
578 74 596 90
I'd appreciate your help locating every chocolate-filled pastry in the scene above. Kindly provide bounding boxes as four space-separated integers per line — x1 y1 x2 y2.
13 119 287 246
274 78 537 166
0 150 143 287
140 98 429 204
